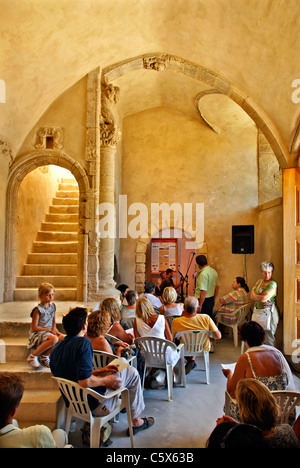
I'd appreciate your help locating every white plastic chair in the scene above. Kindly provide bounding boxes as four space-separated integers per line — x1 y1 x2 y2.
93 349 136 369
52 376 134 448
224 389 300 425
271 390 300 424
216 303 251 347
174 330 211 384
134 336 186 401
165 315 177 330
104 333 121 343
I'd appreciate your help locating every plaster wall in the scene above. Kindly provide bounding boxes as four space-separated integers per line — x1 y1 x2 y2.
257 203 283 312
0 155 10 301
119 106 261 298
17 77 87 169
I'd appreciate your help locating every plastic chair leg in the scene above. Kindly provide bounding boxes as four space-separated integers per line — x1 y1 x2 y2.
64 408 73 435
233 325 238 347
166 364 173 401
204 352 210 384
122 389 134 448
90 418 101 448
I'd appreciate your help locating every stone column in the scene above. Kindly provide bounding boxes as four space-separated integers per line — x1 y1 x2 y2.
98 81 121 298
84 68 101 300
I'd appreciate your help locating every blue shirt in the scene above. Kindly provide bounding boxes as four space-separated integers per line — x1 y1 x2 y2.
50 335 105 410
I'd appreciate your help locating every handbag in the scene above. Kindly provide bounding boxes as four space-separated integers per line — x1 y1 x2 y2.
251 306 272 330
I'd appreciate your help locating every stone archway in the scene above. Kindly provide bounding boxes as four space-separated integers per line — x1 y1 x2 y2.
103 52 292 170
4 150 90 301
134 222 207 293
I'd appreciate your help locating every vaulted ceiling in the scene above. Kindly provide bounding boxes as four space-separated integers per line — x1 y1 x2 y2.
1 0 299 161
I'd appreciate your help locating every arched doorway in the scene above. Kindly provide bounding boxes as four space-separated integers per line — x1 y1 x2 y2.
4 150 90 302
15 165 79 301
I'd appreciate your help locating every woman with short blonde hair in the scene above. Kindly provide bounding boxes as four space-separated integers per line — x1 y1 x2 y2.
159 287 183 318
135 297 156 322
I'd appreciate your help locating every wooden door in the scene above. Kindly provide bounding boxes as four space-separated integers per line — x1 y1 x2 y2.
283 168 300 355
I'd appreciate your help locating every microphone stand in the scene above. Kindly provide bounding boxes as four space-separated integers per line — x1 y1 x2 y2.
178 252 195 301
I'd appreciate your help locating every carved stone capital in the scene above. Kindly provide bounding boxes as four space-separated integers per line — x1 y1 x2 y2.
100 117 121 148
100 82 121 148
0 138 14 166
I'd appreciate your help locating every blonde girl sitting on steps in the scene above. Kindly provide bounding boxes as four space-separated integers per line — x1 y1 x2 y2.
27 283 64 369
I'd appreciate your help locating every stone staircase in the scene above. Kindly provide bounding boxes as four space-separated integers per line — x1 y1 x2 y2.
14 178 79 301
0 321 64 429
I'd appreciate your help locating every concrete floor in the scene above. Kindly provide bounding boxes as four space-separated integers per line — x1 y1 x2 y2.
1 301 300 449
66 336 300 449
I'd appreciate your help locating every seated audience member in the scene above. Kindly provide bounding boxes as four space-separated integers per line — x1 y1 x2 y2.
117 284 129 305
87 309 130 357
133 297 179 366
101 297 134 345
171 296 221 373
50 307 154 436
222 321 296 420
121 290 138 327
206 420 238 448
159 269 183 296
159 287 183 317
87 309 143 382
235 378 300 448
142 282 162 309
0 373 70 448
216 276 249 327
207 420 267 448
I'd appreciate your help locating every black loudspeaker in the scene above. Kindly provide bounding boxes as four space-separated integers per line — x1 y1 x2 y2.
232 225 254 254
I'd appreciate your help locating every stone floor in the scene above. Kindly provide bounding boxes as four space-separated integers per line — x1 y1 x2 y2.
1 300 300 449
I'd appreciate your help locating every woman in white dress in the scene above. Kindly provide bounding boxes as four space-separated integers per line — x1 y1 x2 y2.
133 297 179 366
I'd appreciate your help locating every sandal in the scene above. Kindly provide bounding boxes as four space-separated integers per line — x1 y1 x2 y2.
127 417 155 436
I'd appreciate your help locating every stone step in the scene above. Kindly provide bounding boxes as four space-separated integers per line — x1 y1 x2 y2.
0 360 57 390
17 389 63 423
52 197 79 206
1 336 28 360
49 205 79 214
36 231 78 242
27 253 77 264
61 178 77 184
45 213 79 223
18 420 57 431
32 241 78 253
16 276 77 288
14 288 77 301
0 322 64 338
23 264 77 275
41 222 78 232
55 190 79 198
58 183 79 191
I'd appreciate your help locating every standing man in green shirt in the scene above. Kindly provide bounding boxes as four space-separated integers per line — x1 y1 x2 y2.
195 255 219 319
